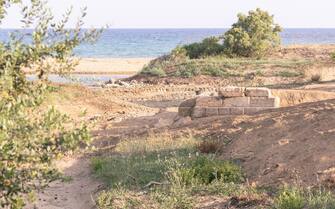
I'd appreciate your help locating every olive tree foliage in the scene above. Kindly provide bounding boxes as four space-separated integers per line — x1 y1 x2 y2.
222 8 282 58
0 0 101 208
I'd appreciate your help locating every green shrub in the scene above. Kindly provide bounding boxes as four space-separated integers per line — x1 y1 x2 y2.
189 156 243 184
0 1 99 208
141 66 166 77
170 46 189 61
183 37 224 59
274 187 305 209
223 8 282 58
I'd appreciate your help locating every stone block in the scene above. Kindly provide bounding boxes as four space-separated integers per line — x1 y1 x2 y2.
249 97 279 107
218 87 245 98
205 108 219 117
195 97 222 107
192 107 206 118
222 97 250 107
218 107 230 115
244 107 273 115
179 98 196 107
230 107 244 115
245 88 271 97
178 107 193 117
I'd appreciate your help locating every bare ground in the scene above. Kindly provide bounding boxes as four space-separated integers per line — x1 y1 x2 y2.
29 45 335 208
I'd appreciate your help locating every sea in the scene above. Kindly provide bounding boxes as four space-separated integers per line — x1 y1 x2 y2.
1 28 335 58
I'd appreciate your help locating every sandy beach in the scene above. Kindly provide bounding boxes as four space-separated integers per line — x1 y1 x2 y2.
74 57 153 75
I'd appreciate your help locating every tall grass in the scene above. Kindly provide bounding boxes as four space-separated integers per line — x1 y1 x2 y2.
92 135 246 208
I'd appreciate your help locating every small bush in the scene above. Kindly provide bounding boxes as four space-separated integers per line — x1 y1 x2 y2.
331 52 335 60
189 156 244 184
223 8 282 58
274 187 305 209
170 46 189 62
183 37 224 59
141 66 166 77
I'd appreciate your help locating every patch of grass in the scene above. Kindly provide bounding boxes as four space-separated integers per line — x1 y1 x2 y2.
93 134 335 208
276 70 303 78
274 186 335 209
92 135 245 208
96 187 157 209
307 188 335 209
274 187 305 209
141 54 312 79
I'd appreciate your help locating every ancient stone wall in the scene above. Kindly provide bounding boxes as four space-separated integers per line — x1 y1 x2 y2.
178 87 280 119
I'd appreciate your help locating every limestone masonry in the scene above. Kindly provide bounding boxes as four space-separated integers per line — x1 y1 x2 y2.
178 87 280 119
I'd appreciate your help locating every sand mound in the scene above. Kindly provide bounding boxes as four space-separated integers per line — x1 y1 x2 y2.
174 99 335 187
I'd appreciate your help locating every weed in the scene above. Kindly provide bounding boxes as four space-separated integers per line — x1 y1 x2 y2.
306 188 335 209
274 187 305 209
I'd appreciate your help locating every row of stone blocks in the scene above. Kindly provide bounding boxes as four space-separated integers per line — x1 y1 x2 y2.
178 87 280 118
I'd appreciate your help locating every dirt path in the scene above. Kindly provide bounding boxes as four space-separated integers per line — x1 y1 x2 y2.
27 109 177 209
26 157 102 209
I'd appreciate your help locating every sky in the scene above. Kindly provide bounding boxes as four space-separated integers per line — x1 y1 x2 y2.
2 0 335 28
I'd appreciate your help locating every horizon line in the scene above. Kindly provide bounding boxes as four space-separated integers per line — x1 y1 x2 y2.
1 27 335 30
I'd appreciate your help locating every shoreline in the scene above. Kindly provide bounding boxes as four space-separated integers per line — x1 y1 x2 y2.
74 57 153 75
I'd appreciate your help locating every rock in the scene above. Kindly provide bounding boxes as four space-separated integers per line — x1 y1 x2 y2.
154 118 174 128
218 87 245 98
195 97 222 107
244 107 274 114
192 107 206 118
249 97 280 108
173 116 192 127
179 98 196 107
178 107 193 117
178 87 280 119
115 80 130 87
222 97 250 107
205 108 219 117
245 87 272 97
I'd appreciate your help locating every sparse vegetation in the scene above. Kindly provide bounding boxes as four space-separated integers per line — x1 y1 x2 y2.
274 187 305 209
274 186 335 209
92 136 248 208
141 66 167 77
276 70 303 78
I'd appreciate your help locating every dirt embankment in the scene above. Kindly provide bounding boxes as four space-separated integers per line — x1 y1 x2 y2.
171 98 335 187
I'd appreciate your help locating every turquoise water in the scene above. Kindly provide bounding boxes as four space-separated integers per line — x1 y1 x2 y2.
75 28 335 58
1 29 335 58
